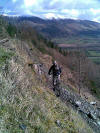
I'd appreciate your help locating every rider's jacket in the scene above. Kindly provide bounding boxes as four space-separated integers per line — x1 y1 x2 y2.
48 64 61 77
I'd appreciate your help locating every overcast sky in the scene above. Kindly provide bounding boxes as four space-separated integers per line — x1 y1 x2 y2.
0 0 100 22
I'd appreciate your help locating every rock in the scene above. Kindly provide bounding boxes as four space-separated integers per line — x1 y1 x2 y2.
90 102 96 105
38 64 43 75
55 120 61 127
87 112 93 119
97 107 100 110
34 64 38 71
97 121 100 126
87 112 97 120
28 63 33 68
0 38 9 43
75 101 81 107
19 124 27 130
30 48 33 51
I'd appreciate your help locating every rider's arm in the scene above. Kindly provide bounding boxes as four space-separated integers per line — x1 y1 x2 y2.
48 65 54 75
59 67 62 74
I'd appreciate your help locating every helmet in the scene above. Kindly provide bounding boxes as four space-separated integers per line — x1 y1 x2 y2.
53 60 57 65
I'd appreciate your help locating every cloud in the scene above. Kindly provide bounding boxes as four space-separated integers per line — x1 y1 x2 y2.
92 16 100 23
61 9 80 18
42 9 80 20
44 0 100 9
12 0 18 2
24 0 37 7
1 0 100 22
43 12 66 19
90 8 100 15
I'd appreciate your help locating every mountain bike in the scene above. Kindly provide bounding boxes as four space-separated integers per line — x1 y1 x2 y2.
53 75 61 97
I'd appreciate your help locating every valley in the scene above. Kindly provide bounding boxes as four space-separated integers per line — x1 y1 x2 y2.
0 15 100 132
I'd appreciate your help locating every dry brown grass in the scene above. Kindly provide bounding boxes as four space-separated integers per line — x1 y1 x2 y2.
0 38 94 133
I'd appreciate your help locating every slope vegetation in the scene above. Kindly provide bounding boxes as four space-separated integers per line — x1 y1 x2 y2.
0 16 94 133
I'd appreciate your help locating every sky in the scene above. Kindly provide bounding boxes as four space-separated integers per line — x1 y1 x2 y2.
0 0 100 22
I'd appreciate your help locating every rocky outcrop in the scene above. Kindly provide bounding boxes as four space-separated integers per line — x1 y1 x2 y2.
54 86 100 132
0 38 9 43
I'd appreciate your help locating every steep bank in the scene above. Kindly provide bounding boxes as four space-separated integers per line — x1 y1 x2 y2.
0 37 94 133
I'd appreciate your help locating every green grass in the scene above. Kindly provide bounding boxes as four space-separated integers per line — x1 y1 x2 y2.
88 57 100 64
0 48 14 68
53 36 100 46
88 50 100 57
87 50 100 65
0 37 94 133
0 84 77 133
89 80 100 99
0 70 93 133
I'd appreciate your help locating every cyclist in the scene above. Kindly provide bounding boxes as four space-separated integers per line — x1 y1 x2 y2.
48 60 62 87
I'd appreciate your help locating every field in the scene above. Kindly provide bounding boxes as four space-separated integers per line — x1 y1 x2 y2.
57 41 100 65
87 50 100 65
53 36 100 46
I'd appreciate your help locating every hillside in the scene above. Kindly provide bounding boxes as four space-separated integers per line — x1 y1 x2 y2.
4 16 100 66
4 16 100 45
2 16 100 98
0 16 99 133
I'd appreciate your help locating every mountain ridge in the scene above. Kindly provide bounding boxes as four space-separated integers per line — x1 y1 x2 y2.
3 16 100 46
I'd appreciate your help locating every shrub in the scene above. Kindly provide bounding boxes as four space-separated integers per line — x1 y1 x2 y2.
6 23 17 37
90 80 97 93
31 40 46 54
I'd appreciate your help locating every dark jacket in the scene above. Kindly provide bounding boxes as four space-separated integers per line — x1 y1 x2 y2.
48 64 61 76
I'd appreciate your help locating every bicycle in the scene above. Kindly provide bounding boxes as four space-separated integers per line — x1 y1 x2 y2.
53 75 61 97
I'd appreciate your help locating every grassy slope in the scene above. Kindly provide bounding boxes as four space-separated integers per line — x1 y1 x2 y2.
0 37 94 133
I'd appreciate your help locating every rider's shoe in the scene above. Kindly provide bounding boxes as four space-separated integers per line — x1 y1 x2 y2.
56 93 60 97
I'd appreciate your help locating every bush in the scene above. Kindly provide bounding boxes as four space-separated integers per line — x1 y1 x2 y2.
47 41 57 49
6 23 17 37
90 80 97 94
31 40 46 54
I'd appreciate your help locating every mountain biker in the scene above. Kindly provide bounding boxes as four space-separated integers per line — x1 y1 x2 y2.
48 61 62 88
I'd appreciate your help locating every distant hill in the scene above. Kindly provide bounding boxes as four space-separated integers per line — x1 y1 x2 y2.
4 16 100 45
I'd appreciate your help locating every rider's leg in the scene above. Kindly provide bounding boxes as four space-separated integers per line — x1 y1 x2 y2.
56 75 60 97
53 76 56 86
53 76 56 91
58 75 60 83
